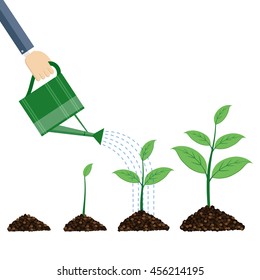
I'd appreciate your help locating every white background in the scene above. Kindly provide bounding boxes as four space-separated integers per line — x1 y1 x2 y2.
0 0 259 279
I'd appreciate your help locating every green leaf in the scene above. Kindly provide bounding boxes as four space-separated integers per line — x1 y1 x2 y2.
214 105 231 125
140 140 156 161
113 169 140 184
83 163 93 177
186 130 211 146
212 157 251 179
144 167 173 185
172 146 207 174
215 133 245 149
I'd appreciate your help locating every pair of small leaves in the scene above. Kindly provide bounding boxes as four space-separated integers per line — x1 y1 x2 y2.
186 131 245 149
172 146 251 179
185 105 235 147
113 167 172 185
114 139 172 186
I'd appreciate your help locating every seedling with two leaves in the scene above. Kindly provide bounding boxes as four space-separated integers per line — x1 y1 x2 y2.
114 140 172 211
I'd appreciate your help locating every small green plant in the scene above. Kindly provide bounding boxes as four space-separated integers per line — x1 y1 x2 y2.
113 140 172 211
172 105 251 206
82 163 93 216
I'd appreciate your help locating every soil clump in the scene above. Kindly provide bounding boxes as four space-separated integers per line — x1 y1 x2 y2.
180 206 245 231
118 210 169 231
8 214 50 231
64 214 106 231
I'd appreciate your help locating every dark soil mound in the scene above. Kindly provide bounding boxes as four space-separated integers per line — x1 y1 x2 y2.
64 214 107 231
181 206 245 231
118 210 169 231
7 214 50 231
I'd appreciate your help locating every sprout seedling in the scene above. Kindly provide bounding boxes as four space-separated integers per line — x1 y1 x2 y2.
172 105 251 206
63 163 107 231
114 140 172 211
82 163 93 216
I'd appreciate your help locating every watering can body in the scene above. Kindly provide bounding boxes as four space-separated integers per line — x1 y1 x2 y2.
20 62 84 136
20 62 104 144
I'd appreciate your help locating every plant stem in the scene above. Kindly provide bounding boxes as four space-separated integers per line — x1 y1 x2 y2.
140 185 145 211
206 124 217 206
82 176 86 215
140 160 145 211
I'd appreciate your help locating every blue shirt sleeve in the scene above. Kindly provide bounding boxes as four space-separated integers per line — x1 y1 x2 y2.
0 0 34 54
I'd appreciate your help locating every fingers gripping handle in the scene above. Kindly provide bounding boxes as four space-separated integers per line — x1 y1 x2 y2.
26 61 61 96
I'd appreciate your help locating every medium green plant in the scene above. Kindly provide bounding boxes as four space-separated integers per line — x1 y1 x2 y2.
172 105 251 207
113 140 172 211
82 163 93 215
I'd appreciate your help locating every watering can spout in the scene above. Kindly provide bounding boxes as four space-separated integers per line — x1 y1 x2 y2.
50 126 104 144
93 128 104 145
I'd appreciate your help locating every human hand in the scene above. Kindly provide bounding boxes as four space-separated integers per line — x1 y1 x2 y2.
25 51 54 81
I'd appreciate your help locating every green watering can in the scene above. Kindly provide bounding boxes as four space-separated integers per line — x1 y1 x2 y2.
19 62 104 144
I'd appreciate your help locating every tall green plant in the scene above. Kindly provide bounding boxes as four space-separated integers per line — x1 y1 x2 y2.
82 163 93 215
114 140 172 211
172 105 250 206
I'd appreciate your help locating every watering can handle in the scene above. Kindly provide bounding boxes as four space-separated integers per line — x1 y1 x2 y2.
26 61 61 96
